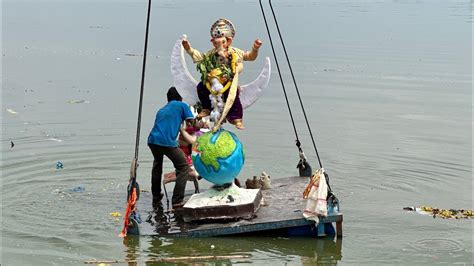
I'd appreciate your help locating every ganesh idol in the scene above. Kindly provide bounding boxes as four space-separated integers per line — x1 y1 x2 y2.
181 18 263 130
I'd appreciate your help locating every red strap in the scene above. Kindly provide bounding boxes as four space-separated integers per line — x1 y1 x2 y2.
119 188 138 237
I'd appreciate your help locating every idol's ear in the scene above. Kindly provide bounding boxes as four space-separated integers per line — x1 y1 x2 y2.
226 37 233 47
170 37 200 105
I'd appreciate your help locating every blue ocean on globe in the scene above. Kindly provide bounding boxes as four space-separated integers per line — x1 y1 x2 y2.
192 129 244 185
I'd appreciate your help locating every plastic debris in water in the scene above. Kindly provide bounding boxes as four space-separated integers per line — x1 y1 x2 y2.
6 108 18 114
110 212 122 217
56 161 64 169
131 212 142 224
71 187 85 193
67 100 89 104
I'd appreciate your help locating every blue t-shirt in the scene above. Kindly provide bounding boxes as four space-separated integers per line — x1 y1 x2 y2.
147 101 194 147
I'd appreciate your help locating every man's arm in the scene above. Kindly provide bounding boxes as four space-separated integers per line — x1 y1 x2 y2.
180 126 197 144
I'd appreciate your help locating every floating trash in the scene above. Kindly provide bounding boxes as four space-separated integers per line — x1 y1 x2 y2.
67 100 90 104
71 186 85 193
110 212 121 217
52 188 73 198
6 108 18 114
125 53 141 57
404 206 473 219
56 161 64 169
10 140 14 148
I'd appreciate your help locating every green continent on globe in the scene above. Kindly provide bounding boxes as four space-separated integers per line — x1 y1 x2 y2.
196 131 236 171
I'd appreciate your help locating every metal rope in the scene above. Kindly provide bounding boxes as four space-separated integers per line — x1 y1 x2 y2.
268 0 323 168
120 0 152 237
133 0 152 162
258 0 302 152
128 0 152 192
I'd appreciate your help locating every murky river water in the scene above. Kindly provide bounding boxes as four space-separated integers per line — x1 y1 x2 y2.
2 0 472 265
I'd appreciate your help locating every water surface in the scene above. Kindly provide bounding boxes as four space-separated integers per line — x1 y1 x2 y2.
2 0 472 265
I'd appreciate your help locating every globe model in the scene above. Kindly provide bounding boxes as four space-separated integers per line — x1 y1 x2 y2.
192 129 244 185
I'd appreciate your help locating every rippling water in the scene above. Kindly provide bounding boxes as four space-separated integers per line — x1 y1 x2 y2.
2 0 472 265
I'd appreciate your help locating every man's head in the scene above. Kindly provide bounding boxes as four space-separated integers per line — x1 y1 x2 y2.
167 87 182 102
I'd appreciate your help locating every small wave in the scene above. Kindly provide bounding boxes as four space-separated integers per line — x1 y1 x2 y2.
410 238 463 252
47 137 63 142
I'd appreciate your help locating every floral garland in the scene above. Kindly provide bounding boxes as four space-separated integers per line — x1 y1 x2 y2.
196 51 237 95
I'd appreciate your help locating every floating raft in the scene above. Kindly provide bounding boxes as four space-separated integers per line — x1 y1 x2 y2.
136 176 343 238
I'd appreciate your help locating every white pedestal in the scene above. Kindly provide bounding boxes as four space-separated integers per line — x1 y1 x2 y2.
183 183 262 222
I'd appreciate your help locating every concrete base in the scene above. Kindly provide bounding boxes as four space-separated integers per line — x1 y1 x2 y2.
182 183 262 222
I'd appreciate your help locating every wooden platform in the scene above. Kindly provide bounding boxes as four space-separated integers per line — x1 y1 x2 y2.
135 176 343 237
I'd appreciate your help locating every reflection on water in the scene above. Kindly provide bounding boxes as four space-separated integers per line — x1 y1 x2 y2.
122 203 343 264
123 236 140 265
143 201 194 236
121 234 342 265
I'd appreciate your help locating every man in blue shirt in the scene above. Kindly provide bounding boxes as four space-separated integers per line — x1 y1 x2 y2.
148 87 195 208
